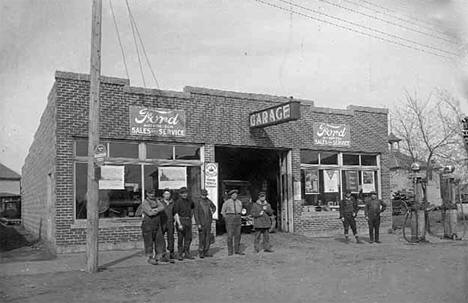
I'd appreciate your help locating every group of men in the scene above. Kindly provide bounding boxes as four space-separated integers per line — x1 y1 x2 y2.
140 187 216 265
141 186 386 264
339 190 387 243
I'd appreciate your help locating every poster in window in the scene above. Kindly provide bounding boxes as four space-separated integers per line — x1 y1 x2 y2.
99 165 125 190
158 167 187 189
304 169 319 194
345 170 359 192
362 171 375 193
324 169 339 193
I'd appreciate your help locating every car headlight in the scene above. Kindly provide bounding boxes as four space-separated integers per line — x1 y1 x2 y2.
241 208 247 215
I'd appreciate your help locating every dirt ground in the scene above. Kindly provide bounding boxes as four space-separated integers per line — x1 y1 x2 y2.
1 230 467 303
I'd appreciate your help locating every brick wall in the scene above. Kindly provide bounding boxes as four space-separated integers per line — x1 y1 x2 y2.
28 71 390 251
21 83 57 247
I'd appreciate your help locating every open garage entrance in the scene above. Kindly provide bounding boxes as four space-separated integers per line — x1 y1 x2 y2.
215 146 292 234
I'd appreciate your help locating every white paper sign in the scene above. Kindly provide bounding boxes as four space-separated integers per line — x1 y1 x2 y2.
324 170 339 193
99 166 125 190
205 163 219 220
362 171 375 193
158 167 187 189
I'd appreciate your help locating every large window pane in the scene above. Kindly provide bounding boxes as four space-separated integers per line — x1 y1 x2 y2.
147 144 173 160
301 169 340 208
75 162 88 219
300 150 319 165
320 152 338 165
109 142 138 158
175 145 200 160
361 155 377 166
343 154 360 166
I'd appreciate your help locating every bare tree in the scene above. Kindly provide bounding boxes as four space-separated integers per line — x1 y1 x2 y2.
392 89 466 181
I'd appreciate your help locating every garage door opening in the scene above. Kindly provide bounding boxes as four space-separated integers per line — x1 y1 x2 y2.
215 146 288 234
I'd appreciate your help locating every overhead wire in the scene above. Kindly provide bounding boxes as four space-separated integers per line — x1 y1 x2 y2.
126 3 160 89
109 0 130 80
275 0 457 57
314 0 457 45
252 0 456 59
125 0 147 88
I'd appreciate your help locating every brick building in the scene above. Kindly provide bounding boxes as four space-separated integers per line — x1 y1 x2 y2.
22 71 391 253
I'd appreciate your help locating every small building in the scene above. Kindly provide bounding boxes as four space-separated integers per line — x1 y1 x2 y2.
0 163 21 219
22 71 391 253
388 133 442 205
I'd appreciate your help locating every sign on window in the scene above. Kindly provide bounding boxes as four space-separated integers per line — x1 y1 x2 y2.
99 165 125 190
158 167 187 189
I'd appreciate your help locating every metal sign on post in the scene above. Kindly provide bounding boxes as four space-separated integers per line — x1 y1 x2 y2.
94 144 107 166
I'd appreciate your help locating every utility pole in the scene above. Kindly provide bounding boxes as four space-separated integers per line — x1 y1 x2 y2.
86 0 102 273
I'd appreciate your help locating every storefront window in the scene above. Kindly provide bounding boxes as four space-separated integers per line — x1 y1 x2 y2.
343 154 360 166
175 145 200 160
109 142 139 158
147 144 173 160
300 150 319 165
301 169 341 207
361 155 377 166
320 152 338 165
75 164 142 219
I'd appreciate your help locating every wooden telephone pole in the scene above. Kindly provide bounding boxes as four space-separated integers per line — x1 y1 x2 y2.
86 0 102 273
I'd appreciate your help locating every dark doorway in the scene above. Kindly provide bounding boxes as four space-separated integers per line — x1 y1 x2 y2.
215 146 283 234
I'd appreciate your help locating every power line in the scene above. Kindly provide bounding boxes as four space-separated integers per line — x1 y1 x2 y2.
315 0 457 45
358 0 443 30
126 2 160 89
275 0 458 57
252 0 454 59
109 0 130 80
125 0 146 87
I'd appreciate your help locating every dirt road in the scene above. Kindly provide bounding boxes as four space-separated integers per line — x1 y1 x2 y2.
1 232 467 303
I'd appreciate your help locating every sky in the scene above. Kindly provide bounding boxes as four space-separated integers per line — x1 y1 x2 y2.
0 0 467 173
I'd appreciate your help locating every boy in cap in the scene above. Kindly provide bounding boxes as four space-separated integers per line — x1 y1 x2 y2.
159 188 176 261
194 189 217 258
365 191 387 243
221 189 244 256
251 192 274 253
141 189 166 265
173 187 195 260
339 190 362 243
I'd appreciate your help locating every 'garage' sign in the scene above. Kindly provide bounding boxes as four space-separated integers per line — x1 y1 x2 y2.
249 101 301 128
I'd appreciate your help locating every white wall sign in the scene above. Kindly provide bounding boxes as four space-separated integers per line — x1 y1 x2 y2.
158 167 187 189
324 169 339 193
204 163 219 220
99 166 125 190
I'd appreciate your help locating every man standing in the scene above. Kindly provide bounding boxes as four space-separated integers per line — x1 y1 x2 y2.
159 189 176 260
194 189 216 258
365 191 387 243
141 189 166 265
339 190 362 243
173 187 195 261
251 192 274 253
221 189 244 256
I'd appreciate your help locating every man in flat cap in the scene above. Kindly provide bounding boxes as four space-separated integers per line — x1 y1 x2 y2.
365 191 387 243
251 192 274 253
221 189 244 256
194 189 217 258
173 187 195 260
339 190 361 243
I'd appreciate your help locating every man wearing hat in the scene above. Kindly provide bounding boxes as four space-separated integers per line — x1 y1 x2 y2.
141 189 166 265
339 190 361 243
173 187 195 260
365 191 387 243
251 192 274 253
194 189 217 258
221 189 244 256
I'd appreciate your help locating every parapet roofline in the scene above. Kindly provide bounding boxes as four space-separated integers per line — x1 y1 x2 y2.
54 71 388 114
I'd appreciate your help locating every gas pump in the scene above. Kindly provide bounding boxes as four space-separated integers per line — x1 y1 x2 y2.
440 169 459 239
409 162 427 242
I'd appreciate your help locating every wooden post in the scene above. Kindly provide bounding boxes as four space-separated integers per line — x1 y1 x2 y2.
86 0 102 273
